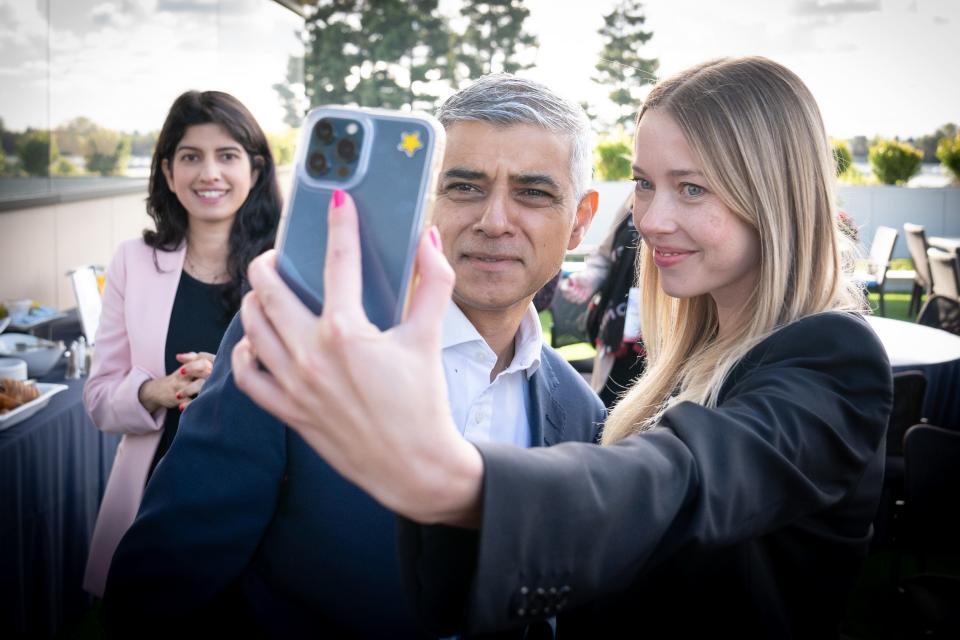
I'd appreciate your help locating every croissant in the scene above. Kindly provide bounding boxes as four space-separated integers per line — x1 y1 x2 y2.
0 378 40 413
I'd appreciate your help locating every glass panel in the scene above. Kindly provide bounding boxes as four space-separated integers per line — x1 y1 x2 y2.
0 0 303 208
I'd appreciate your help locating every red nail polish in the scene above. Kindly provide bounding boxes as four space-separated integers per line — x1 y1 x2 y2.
179 404 185 412
175 392 182 400
332 189 345 208
180 367 186 375
428 227 441 250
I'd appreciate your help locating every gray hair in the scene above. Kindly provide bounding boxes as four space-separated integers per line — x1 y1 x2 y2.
436 73 594 200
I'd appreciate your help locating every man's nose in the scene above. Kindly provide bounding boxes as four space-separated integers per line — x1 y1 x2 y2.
475 188 514 236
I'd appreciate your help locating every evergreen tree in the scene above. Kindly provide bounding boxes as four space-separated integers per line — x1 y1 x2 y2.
275 0 540 123
277 0 451 121
452 0 537 83
593 0 658 128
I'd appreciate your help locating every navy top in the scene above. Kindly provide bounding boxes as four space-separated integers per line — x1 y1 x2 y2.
148 271 231 478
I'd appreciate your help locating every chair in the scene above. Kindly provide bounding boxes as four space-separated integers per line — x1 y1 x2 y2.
927 248 960 300
872 370 927 554
917 295 960 336
903 224 934 316
888 370 927 458
854 226 899 316
895 424 960 636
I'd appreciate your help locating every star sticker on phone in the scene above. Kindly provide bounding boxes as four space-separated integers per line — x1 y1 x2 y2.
398 131 423 158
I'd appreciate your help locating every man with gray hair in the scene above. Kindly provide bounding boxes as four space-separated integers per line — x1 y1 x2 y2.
103 73 603 638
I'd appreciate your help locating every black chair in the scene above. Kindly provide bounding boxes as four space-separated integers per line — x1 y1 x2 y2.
855 226 899 316
888 370 928 458
895 424 960 637
903 224 933 316
917 295 960 336
873 371 927 554
927 248 960 301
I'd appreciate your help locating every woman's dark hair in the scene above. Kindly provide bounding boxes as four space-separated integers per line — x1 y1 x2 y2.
144 90 282 315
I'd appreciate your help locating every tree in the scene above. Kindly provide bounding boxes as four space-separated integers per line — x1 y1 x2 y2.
17 129 58 177
84 128 131 176
593 0 658 128
278 0 451 120
912 122 958 163
55 116 98 156
277 0 540 122
452 0 538 82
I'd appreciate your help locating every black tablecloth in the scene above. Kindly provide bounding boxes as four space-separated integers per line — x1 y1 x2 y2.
0 364 119 638
866 316 960 431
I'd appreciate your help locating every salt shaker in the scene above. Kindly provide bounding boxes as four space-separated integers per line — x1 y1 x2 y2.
74 336 87 377
65 346 80 379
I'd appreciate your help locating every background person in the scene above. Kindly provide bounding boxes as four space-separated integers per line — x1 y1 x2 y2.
234 56 892 638
559 193 645 407
82 90 281 597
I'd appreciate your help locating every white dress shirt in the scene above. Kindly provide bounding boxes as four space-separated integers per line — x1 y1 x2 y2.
441 301 543 449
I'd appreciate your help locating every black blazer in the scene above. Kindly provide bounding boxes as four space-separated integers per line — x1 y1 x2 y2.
102 313 605 638
401 312 893 639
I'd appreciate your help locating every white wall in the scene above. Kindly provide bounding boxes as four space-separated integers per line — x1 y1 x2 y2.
0 193 151 309
837 185 960 260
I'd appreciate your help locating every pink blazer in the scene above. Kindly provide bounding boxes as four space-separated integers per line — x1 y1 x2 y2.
83 238 186 597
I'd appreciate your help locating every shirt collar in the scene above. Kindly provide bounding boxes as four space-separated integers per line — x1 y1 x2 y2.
441 301 543 379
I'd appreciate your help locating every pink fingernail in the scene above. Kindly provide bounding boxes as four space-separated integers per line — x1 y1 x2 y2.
332 189 345 208
428 226 441 250
180 367 186 375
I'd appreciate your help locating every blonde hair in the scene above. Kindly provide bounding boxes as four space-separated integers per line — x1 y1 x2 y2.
602 57 864 444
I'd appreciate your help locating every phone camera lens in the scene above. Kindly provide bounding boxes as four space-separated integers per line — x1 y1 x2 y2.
308 152 329 175
316 120 335 145
337 138 357 163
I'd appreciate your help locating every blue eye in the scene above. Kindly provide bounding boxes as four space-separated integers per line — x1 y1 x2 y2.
683 183 705 197
632 177 653 190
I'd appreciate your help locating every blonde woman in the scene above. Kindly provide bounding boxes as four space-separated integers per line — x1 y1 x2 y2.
234 58 892 637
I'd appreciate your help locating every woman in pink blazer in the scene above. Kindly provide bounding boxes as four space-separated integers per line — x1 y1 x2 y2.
83 91 281 596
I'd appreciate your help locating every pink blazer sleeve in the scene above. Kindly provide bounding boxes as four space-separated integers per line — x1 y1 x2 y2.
83 242 166 435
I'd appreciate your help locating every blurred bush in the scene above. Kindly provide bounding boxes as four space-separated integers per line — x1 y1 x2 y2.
594 129 632 181
936 134 960 184
832 139 853 177
868 138 922 185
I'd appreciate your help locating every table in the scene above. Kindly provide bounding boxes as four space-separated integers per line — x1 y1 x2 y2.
866 315 960 430
0 345 119 637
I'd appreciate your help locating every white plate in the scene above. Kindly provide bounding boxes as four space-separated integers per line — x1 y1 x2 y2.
0 383 68 431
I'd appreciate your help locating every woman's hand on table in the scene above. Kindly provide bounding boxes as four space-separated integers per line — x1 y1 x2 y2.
232 191 484 527
138 351 216 413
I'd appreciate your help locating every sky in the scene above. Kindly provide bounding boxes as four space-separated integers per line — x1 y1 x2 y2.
0 0 957 140
522 0 960 139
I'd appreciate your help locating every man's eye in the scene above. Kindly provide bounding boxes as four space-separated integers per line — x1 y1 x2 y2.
682 183 705 197
518 189 550 199
632 177 653 190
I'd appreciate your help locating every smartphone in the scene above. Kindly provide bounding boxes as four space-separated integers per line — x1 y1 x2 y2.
275 106 445 330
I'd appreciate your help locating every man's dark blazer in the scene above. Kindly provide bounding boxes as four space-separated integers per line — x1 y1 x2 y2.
102 313 605 638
